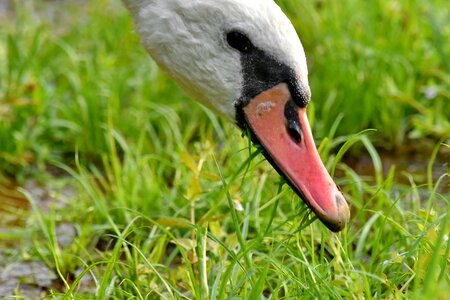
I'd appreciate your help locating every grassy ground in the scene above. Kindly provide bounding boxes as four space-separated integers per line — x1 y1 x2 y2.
0 0 449 299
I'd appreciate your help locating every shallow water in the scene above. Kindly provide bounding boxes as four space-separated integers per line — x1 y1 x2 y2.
343 144 449 194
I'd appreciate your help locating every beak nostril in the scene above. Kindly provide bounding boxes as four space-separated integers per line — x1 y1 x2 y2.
286 120 302 143
284 99 302 143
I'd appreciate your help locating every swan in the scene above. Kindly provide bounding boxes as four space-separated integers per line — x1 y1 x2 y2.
122 0 350 232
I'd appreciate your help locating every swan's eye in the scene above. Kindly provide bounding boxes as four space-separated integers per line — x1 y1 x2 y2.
226 31 253 53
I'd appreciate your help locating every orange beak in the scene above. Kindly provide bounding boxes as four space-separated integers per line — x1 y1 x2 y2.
242 83 350 231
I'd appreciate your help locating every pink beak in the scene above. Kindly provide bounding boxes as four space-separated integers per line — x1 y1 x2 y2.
242 83 350 231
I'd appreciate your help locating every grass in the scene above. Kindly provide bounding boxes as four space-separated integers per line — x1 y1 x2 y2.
0 0 449 299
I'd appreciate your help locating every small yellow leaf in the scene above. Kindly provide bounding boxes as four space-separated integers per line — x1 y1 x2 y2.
425 226 438 244
209 220 225 238
229 184 240 195
157 217 192 228
187 176 202 200
225 233 238 247
202 171 220 181
414 252 431 281
170 238 196 251
181 151 200 176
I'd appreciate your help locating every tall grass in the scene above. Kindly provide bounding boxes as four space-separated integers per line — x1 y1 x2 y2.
0 0 449 298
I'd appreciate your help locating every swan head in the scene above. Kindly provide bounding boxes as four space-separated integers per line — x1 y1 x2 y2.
123 0 350 231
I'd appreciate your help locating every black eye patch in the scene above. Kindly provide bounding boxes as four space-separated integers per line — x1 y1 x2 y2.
226 31 253 53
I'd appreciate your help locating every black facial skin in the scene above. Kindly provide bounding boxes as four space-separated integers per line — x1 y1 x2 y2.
226 31 311 128
238 48 310 109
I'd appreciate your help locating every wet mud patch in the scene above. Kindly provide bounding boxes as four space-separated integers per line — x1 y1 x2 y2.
0 261 57 298
0 178 81 297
